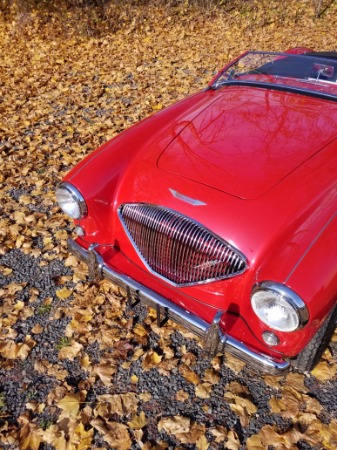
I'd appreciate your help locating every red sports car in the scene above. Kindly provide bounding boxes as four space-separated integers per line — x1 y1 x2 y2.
56 49 337 374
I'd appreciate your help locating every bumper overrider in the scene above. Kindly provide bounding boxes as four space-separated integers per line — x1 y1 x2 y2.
68 238 290 374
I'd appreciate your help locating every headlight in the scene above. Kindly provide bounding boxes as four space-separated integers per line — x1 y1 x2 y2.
251 282 308 332
56 182 87 219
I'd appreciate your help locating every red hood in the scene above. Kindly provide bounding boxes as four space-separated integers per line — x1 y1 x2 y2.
158 86 337 199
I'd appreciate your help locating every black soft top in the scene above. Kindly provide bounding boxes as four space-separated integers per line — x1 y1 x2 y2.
255 51 337 81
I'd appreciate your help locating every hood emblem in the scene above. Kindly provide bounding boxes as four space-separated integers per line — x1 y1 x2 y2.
169 189 207 206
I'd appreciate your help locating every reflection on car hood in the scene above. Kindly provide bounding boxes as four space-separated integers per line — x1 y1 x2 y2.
158 86 337 199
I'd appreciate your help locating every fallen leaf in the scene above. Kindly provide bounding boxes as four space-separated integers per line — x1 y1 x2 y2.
128 411 147 430
58 341 83 360
195 383 212 399
196 434 209 450
142 349 162 370
57 393 82 419
95 393 138 417
285 372 309 393
130 374 139 383
311 361 337 382
226 430 240 450
179 364 200 385
71 421 94 450
158 416 191 435
203 368 220 385
225 354 246 373
56 287 73 300
19 423 43 450
91 418 131 450
176 390 189 402
0 336 35 360
139 392 152 402
31 324 44 334
114 340 134 359
210 425 227 443
94 363 116 386
133 324 148 337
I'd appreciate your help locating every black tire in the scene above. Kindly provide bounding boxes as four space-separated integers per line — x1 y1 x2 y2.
292 305 337 372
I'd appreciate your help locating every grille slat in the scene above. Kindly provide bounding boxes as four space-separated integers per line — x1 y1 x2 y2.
120 204 247 286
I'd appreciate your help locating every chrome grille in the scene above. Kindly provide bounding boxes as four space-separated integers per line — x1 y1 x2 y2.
119 204 247 286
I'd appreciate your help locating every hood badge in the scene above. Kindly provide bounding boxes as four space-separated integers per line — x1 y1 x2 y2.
169 189 207 206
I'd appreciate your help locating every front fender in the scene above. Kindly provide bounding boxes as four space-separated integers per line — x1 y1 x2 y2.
286 212 337 336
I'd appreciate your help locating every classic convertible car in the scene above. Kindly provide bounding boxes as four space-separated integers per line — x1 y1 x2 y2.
56 49 337 374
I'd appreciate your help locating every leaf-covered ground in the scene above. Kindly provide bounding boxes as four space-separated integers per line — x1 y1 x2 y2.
1 1 337 448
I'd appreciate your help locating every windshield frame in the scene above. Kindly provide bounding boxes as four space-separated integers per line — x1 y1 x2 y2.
209 51 337 102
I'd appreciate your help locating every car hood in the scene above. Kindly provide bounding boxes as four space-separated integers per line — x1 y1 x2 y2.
158 86 337 199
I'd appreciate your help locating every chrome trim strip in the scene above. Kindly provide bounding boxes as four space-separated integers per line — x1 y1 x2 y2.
68 238 290 375
169 188 207 206
212 79 337 104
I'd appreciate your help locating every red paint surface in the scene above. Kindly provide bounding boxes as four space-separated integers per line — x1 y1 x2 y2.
64 56 337 359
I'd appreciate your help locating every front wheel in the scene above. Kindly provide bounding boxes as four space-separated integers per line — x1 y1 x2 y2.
292 305 337 372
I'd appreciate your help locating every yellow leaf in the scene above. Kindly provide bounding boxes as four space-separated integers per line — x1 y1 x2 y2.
139 392 152 402
72 422 94 450
142 350 163 370
246 434 265 450
65 255 79 267
269 397 286 414
179 364 200 385
263 374 284 390
57 393 81 418
203 368 220 385
14 300 25 311
152 103 163 110
128 411 147 430
0 341 22 359
43 424 68 450
311 361 337 382
58 341 83 360
225 354 246 373
195 383 212 399
226 430 240 450
130 374 139 383
152 351 162 364
19 423 43 450
134 324 148 337
196 435 209 450
56 287 73 299
80 354 91 369
0 336 35 360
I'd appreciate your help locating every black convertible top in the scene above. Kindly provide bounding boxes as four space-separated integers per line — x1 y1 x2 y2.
255 51 337 81
306 51 337 60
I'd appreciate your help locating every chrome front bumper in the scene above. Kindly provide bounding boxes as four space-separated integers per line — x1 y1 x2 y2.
68 238 290 374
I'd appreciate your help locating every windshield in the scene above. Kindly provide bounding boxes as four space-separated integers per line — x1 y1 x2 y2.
212 51 337 98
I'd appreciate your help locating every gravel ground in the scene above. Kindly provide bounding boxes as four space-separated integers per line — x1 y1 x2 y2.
1 243 337 448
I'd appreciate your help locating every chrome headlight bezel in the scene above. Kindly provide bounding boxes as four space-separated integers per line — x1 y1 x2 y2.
56 182 87 220
251 281 309 332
